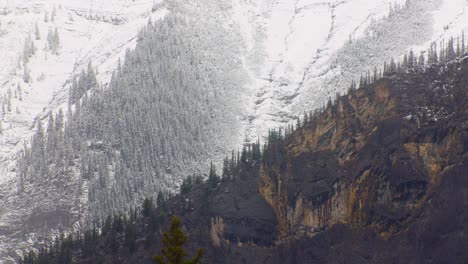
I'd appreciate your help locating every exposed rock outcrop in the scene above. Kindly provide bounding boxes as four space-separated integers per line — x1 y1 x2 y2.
39 57 467 264
160 57 467 263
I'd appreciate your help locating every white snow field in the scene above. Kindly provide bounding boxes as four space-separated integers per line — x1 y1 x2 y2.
0 0 467 262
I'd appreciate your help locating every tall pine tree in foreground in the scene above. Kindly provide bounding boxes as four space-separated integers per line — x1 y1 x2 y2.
153 216 203 264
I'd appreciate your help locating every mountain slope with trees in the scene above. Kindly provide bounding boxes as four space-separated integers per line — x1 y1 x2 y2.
2 0 468 262
19 48 468 264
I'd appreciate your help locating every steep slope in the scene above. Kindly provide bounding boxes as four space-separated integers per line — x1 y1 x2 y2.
20 52 468 264
0 0 165 184
0 0 167 261
1 0 250 261
1 0 468 262
157 55 468 264
241 0 468 139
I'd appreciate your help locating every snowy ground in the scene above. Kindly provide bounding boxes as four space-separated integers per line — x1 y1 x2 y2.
235 0 468 140
0 0 166 261
0 0 467 262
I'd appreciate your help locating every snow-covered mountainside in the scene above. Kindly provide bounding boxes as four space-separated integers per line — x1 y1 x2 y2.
0 0 167 261
0 0 166 185
239 0 468 139
0 0 467 262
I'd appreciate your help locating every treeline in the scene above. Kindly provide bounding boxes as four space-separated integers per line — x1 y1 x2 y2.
18 140 273 264
18 42 468 263
354 33 467 91
19 192 171 264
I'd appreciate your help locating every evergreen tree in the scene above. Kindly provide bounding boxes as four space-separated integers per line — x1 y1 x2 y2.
402 54 408 69
157 192 166 209
447 37 455 60
46 112 56 155
462 31 466 54
408 49 415 69
389 58 396 73
23 66 31 83
51 6 56 22
153 216 203 264
222 156 229 178
22 34 35 64
418 51 425 68
125 220 137 253
207 162 218 187
143 197 155 217
47 28 60 54
35 22 41 40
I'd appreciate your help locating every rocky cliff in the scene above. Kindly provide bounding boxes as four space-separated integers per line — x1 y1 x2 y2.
155 56 468 264
24 56 468 264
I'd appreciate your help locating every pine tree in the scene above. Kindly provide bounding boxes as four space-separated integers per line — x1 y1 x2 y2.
7 89 12 112
462 31 466 54
389 58 396 73
207 161 218 187
35 22 41 40
125 220 137 253
143 197 155 217
418 51 425 68
153 216 203 264
46 112 56 157
402 54 408 69
439 40 445 61
373 66 378 81
240 145 247 163
222 156 229 178
48 28 60 54
51 6 56 22
23 66 31 83
429 42 438 64
408 49 415 69
23 34 35 64
447 38 455 60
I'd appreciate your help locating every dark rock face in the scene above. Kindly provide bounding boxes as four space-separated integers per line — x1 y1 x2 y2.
67 58 467 264
157 58 467 263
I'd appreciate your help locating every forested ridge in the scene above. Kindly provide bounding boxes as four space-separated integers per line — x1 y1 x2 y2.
17 0 247 224
18 38 468 263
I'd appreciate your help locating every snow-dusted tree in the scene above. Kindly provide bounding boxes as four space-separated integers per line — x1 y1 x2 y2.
402 54 408 70
462 31 466 54
51 7 56 22
23 66 31 83
46 112 56 156
446 38 456 60
23 34 36 64
408 49 415 69
69 63 97 104
17 84 22 101
29 119 47 178
7 89 12 112
389 58 397 73
44 11 49 22
35 22 41 40
439 40 445 62
418 51 425 69
428 42 438 64
47 28 60 54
